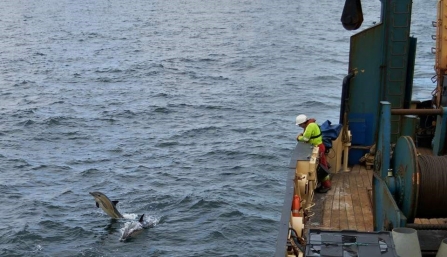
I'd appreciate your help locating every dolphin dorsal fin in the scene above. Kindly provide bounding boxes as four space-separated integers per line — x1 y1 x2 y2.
139 214 145 223
112 201 119 206
96 202 99 208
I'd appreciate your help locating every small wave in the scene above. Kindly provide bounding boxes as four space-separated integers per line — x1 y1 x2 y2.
11 108 36 117
153 92 169 97
208 230 227 240
109 109 136 117
99 117 119 123
31 164 71 171
43 116 71 126
189 74 229 81
230 127 251 133
63 131 91 140
199 104 235 111
122 213 159 226
120 213 138 220
153 107 171 113
32 135 61 142
107 147 123 153
189 198 228 210
314 74 342 81
155 141 179 147
176 126 221 138
132 165 151 172
50 100 65 105
299 100 333 109
38 220 90 239
145 70 159 76
95 77 114 82
60 189 73 196
80 168 102 176
218 209 243 218
4 158 31 168
13 80 36 87
178 194 194 205
5 192 22 200
16 119 35 126
95 68 123 73
203 149 244 158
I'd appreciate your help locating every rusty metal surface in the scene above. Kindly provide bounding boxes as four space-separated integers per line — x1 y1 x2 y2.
391 109 443 115
393 136 419 223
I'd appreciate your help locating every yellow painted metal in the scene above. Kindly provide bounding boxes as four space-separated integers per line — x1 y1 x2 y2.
327 128 350 173
290 216 304 237
286 146 320 257
294 146 318 210
435 0 447 106
436 0 447 70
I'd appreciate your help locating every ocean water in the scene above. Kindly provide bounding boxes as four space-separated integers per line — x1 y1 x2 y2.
0 0 436 256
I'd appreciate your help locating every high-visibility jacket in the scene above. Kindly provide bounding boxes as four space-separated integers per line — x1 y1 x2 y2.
297 123 323 146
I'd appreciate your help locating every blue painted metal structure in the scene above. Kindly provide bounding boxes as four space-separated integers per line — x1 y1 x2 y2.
373 102 447 230
342 0 417 164
376 102 391 178
433 107 447 155
342 0 447 236
373 173 406 231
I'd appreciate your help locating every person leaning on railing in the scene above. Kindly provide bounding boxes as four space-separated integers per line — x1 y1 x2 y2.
295 114 332 193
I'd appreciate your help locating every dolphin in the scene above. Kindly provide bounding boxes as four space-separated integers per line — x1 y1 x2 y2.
89 191 124 219
119 214 147 241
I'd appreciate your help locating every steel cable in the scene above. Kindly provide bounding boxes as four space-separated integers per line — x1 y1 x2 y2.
417 155 447 218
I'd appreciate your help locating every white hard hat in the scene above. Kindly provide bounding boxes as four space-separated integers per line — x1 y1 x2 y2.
295 114 308 125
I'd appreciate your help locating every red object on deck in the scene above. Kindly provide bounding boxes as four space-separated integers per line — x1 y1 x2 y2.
292 195 301 217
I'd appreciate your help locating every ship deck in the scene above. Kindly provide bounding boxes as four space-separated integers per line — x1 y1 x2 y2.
309 147 446 232
310 164 374 231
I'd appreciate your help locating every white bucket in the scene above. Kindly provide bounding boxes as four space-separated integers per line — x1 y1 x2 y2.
392 227 422 257
436 238 447 257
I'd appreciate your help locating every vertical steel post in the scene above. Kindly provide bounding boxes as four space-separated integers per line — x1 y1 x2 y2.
377 101 391 179
433 107 447 155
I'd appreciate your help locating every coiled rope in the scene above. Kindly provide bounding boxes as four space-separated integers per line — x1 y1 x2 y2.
416 155 447 218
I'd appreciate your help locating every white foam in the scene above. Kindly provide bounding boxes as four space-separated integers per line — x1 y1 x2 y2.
122 213 138 220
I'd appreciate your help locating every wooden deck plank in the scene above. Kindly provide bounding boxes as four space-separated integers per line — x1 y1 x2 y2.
414 218 447 225
349 171 366 231
331 174 341 230
359 188 374 231
311 162 447 234
345 194 357 230
339 174 349 230
322 195 333 228
311 164 374 232
321 167 336 228
429 219 440 225
350 164 360 174
358 165 373 231
356 167 372 231
343 174 357 230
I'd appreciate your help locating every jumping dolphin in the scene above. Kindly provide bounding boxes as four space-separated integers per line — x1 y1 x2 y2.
89 191 124 219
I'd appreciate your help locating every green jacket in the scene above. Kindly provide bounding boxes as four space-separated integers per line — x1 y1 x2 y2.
297 122 323 146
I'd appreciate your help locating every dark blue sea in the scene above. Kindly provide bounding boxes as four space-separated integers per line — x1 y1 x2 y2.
0 0 436 256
